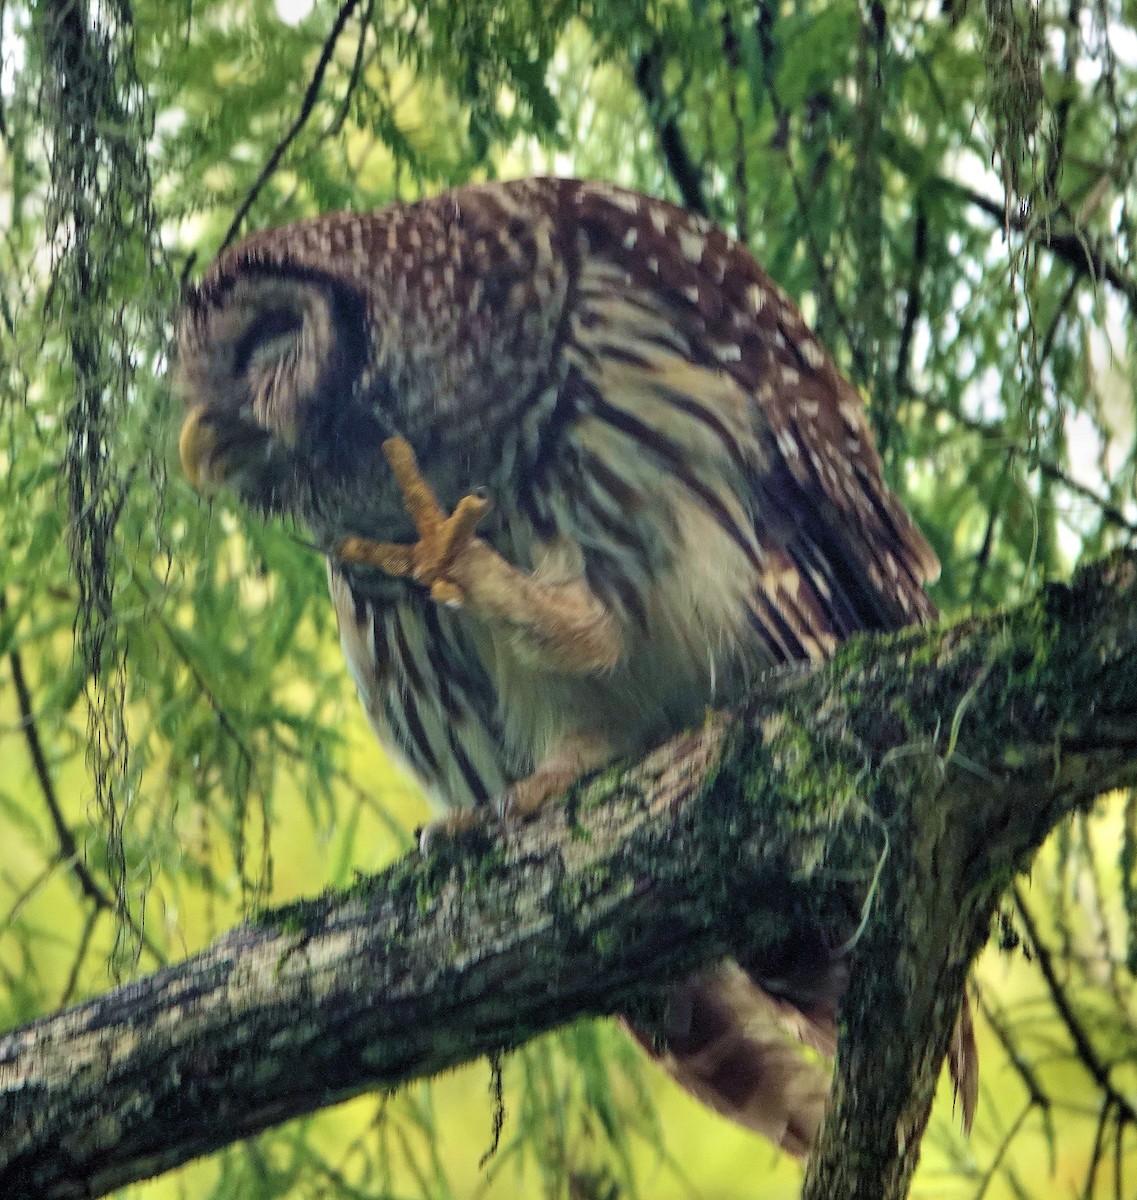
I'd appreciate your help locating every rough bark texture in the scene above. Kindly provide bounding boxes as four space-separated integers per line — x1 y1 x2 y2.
1 552 1135 1200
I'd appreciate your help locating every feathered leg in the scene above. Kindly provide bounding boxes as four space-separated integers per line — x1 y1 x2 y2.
334 437 622 675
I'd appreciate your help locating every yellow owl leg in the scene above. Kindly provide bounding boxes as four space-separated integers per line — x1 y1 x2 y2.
333 436 488 604
501 730 614 819
419 731 613 854
334 437 623 675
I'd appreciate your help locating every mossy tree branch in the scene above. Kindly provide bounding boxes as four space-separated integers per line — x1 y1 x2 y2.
2 553 1135 1200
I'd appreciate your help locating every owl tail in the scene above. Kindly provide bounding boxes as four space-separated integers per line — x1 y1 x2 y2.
627 962 831 1156
630 962 979 1156
950 990 979 1133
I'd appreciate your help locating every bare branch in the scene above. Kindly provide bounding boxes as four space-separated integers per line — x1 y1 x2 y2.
1013 887 1137 1126
216 0 366 256
932 176 1137 312
633 43 709 218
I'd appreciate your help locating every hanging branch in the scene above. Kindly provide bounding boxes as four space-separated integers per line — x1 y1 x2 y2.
36 0 160 961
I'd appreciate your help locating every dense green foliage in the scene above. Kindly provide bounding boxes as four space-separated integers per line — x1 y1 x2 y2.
1 1 1135 1196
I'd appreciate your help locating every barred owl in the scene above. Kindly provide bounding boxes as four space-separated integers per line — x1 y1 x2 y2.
177 177 974 1154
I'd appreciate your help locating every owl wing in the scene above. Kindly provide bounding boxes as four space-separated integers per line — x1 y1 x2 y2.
551 182 939 670
546 183 975 1144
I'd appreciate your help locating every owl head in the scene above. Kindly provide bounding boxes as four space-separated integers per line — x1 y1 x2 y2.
175 189 569 542
175 226 400 536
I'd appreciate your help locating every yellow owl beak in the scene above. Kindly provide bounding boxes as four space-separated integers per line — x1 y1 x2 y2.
179 404 222 492
180 404 272 493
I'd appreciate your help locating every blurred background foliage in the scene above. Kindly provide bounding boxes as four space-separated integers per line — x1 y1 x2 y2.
1 0 1136 1196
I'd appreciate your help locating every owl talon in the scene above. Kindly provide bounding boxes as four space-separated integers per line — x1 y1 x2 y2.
417 756 583 857
430 579 466 607
497 775 558 822
333 436 490 603
417 807 485 857
332 535 414 576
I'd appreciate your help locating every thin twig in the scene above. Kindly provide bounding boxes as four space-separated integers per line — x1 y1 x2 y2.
1037 268 1081 365
1013 886 1137 1127
720 11 749 243
1083 1097 1112 1199
216 0 364 254
1043 0 1083 204
970 450 1014 602
973 1102 1032 1200
59 906 102 1007
894 207 927 393
1113 1104 1126 1200
752 10 871 381
128 571 256 780
977 991 1056 1172
910 393 1137 538
632 42 709 217
327 0 374 139
1 591 112 911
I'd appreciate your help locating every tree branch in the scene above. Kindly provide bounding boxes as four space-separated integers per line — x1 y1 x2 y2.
1012 886 1137 1126
2 553 1136 1200
216 0 365 256
633 43 709 218
930 175 1137 312
0 592 110 913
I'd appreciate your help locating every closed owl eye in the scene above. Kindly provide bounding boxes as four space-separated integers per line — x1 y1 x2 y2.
233 307 304 375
